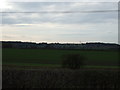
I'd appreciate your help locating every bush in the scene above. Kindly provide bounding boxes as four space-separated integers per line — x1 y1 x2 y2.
62 54 85 69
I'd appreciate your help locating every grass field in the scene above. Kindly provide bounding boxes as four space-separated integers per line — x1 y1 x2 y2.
2 48 119 68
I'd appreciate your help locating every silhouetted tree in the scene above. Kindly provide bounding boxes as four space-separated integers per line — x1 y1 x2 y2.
62 54 85 69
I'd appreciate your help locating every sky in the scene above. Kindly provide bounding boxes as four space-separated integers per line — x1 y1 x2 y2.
0 1 118 44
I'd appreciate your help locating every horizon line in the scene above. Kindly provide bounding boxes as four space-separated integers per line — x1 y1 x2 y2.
1 40 119 45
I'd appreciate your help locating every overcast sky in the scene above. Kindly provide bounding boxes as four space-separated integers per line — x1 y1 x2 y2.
1 2 118 44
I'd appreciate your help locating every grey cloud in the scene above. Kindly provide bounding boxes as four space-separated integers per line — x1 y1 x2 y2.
2 2 117 25
2 12 117 25
4 2 72 12
4 2 117 12
58 33 89 37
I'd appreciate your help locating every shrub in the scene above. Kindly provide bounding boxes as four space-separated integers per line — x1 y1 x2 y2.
62 54 85 69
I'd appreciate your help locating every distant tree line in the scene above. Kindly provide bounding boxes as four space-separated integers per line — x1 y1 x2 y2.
1 41 120 51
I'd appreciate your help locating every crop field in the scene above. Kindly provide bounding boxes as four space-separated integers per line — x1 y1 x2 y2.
2 48 119 68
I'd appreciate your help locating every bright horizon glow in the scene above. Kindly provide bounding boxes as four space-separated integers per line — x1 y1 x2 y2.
1 40 119 45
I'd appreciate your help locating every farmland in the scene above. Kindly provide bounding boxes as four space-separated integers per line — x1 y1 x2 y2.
2 68 120 89
2 48 119 67
2 48 120 89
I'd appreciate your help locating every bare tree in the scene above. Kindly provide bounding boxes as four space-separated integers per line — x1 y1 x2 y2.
62 54 85 69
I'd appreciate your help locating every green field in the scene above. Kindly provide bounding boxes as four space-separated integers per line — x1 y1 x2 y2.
2 48 119 68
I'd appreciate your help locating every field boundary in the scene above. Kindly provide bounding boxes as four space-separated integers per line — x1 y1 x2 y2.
3 62 120 69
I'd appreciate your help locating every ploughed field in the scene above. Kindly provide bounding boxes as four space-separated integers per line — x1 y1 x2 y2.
2 68 120 89
2 48 119 67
